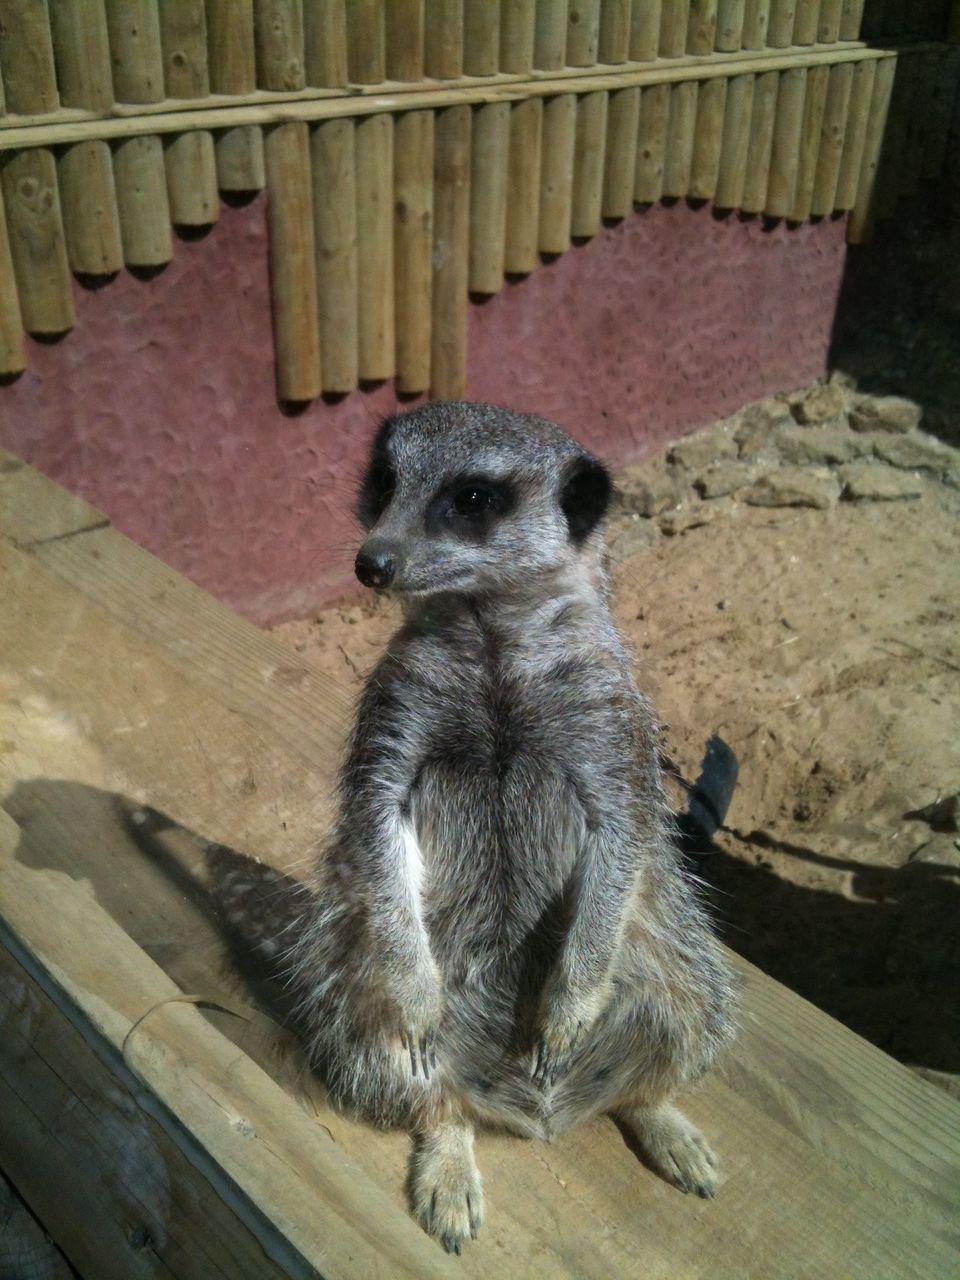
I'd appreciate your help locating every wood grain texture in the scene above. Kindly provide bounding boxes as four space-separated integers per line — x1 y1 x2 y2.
630 0 663 59
598 0 631 63
740 66 778 211
355 111 394 379
716 0 746 50
1 148 74 335
304 0 348 87
104 0 164 102
431 103 471 398
386 0 425 80
741 0 770 47
469 100 510 292
48 0 114 110
789 59 828 221
687 0 719 54
206 0 257 93
714 71 753 207
0 0 59 114
425 0 465 79
0 195 26 375
394 109 434 391
499 0 536 74
503 94 542 272
838 0 864 40
346 0 386 83
113 133 173 266
158 0 210 98
847 52 894 242
659 0 691 56
464 0 500 75
810 59 852 215
214 125 266 190
765 64 806 217
602 84 640 218
58 139 124 274
792 0 819 45
534 0 568 70
538 92 577 253
254 0 305 91
767 0 796 46
634 81 670 202
567 0 601 66
833 53 873 209
311 117 359 393
689 73 727 198
571 88 608 236
165 129 219 225
662 78 698 197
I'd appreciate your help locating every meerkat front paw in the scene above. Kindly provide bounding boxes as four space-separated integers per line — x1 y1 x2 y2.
616 1102 719 1200
532 976 608 1087
411 1122 483 1254
387 958 443 1079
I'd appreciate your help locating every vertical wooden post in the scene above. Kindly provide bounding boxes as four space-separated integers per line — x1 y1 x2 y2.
740 68 778 211
215 128 266 191
305 0 348 87
58 141 124 275
766 0 796 47
833 56 874 209
425 0 464 79
1 150 75 334
469 101 511 293
464 0 500 74
847 54 895 242
539 93 577 253
207 1 263 190
634 82 670 202
817 0 843 42
741 0 770 48
346 0 386 83
311 118 358 393
571 89 609 236
0 0 59 114
394 109 434 392
810 60 853 215
662 80 698 197
715 72 755 207
534 0 568 70
567 1 601 65
630 1 663 59
689 75 727 199
792 0 819 45
500 0 536 73
598 0 631 62
659 0 691 56
602 86 641 218
264 121 321 400
0 192 27 375
104 0 164 102
49 0 114 110
838 0 864 40
716 0 746 49
765 66 807 217
431 104 471 400
255 0 306 91
355 112 394 379
386 0 425 81
687 0 718 54
158 0 209 97
165 132 219 225
113 135 172 265
504 95 543 272
789 61 828 220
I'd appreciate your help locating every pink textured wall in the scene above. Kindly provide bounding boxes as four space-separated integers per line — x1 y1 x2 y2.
0 196 846 623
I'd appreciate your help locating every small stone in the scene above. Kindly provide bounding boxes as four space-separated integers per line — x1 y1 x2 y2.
607 515 659 562
733 400 791 459
838 461 925 501
667 425 738 471
695 461 754 498
828 369 858 393
793 381 848 424
849 395 922 434
872 432 957 475
776 422 869 466
616 458 684 517
743 467 840 510
658 504 714 535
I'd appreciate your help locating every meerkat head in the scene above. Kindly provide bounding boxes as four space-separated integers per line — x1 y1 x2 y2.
353 402 612 598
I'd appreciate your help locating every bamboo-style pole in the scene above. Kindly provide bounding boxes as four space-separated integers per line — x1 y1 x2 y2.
716 0 746 49
165 130 219 224
355 111 394 378
847 53 894 242
394 108 434 391
766 0 796 47
255 0 306 91
206 0 256 93
598 0 631 62
0 192 27 374
264 121 320 399
810 59 852 214
464 0 500 75
714 71 754 206
311 117 358 392
346 0 386 83
538 93 577 252
792 0 819 45
431 103 470 399
817 0 843 42
634 81 670 201
838 0 864 40
48 0 114 111
571 89 608 235
58 140 124 274
534 0 568 70
0 62 5 116
659 0 691 56
833 55 874 209
1 149 74 333
765 66 806 216
215 126 266 189
922 47 960 180
602 84 640 217
740 67 778 210
113 134 172 264
386 0 424 81
104 0 164 102
500 0 536 74
305 0 348 87
662 79 698 197
503 94 542 271
425 0 465 79
469 100 510 292
687 0 718 55
159 0 209 98
689 74 727 198
741 0 770 47
630 0 663 59
0 0 59 114
788 61 827 220
567 1 601 65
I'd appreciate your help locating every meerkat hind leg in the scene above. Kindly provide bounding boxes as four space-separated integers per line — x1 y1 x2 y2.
613 1100 718 1200
410 1115 484 1254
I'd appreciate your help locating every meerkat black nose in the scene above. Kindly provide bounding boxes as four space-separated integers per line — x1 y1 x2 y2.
355 546 397 589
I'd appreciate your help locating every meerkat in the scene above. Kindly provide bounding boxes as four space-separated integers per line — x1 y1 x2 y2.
289 402 736 1254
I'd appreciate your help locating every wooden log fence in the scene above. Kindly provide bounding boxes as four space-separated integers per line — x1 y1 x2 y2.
0 1 952 401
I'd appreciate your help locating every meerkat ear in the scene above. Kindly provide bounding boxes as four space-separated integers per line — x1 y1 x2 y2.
560 455 612 543
357 416 398 527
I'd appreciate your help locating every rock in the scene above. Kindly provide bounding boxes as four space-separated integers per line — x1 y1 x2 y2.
871 432 957 475
658 504 714 536
793 381 848 424
695 461 754 498
607 515 659 562
838 462 925 501
776 422 869 466
667 425 738 471
744 467 840 510
828 369 858 393
616 457 685 517
734 400 791 459
849 395 922 434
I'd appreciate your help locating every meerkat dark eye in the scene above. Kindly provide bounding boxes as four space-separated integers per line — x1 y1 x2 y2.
452 484 497 516
428 475 515 537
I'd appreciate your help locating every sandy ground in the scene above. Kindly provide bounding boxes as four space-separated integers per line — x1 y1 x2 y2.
275 400 960 1094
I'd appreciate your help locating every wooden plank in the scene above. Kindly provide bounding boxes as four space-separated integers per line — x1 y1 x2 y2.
311 117 359 393
740 66 778 211
503 94 542 272
254 0 306 91
1 148 75 335
58 139 124 275
206 0 257 94
660 0 691 57
810 59 853 215
634 81 670 202
346 0 386 83
464 0 500 75
765 65 806 217
833 53 873 209
538 92 577 252
687 0 719 54
598 0 632 63
602 84 641 218
714 71 754 207
158 0 210 98
570 88 608 237
304 0 348 87
567 0 602 66
789 59 828 221
469 100 510 293
499 0 536 74
113 133 173 266
215 125 266 190
0 0 59 114
742 0 771 47
716 0 747 50
355 112 394 380
104 0 165 103
48 0 115 111
0 189 26 375
689 73 727 199
430 103 471 398
662 78 698 197
425 0 465 79
386 0 425 81
165 129 219 225
630 0 663 59
838 0 864 39
534 0 568 70
394 108 434 392
847 54 895 244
